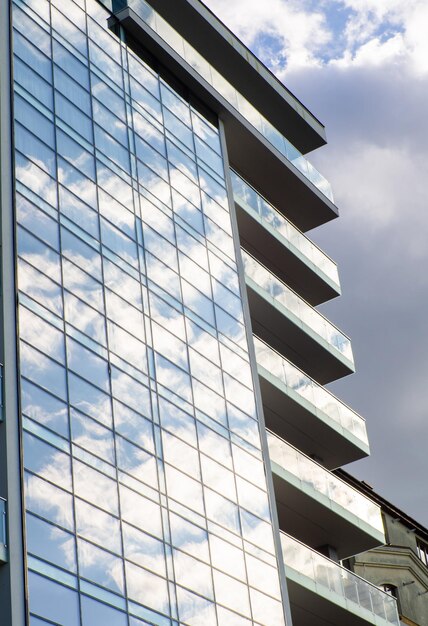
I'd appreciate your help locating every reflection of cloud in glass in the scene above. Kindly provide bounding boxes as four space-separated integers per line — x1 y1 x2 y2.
213 569 251 617
21 379 68 437
155 354 192 403
223 374 256 417
76 498 121 555
217 605 252 626
116 436 158 490
25 472 74 531
189 348 222 394
250 587 286 626
119 485 162 539
158 397 196 446
15 154 57 208
152 321 188 370
176 585 217 626
245 552 281 599
240 509 275 554
210 533 246 581
113 400 154 450
162 431 200 479
201 455 236 502
173 548 213 599
73 459 118 516
68 372 112 428
104 258 142 309
62 259 104 311
65 291 106 346
149 292 186 340
71 409 115 464
236 475 270 521
169 512 209 562
197 422 233 469
123 523 166 577
204 489 239 534
58 160 97 208
111 367 151 415
19 305 64 364
165 464 204 515
78 537 124 594
125 561 169 615
105 290 145 341
192 379 226 426
20 342 67 401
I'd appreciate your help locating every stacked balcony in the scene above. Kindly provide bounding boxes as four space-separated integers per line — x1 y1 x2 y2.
234 162 398 621
231 171 340 305
267 431 384 558
281 533 400 626
242 249 354 383
254 336 368 468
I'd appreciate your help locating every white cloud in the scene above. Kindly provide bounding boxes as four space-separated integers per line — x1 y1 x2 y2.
203 0 428 75
203 0 331 71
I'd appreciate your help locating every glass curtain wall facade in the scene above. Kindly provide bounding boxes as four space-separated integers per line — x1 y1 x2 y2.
11 0 286 624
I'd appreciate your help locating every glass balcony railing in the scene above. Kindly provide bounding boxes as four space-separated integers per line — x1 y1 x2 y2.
242 250 353 364
113 0 334 202
267 431 383 534
231 171 340 288
253 336 368 446
281 532 400 625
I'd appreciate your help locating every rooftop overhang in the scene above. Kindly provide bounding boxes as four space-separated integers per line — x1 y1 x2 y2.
111 7 339 231
146 0 327 154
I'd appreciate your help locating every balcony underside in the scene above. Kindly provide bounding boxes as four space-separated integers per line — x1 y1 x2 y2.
272 462 384 560
236 203 340 305
114 7 339 231
247 281 353 385
287 579 388 626
259 370 369 469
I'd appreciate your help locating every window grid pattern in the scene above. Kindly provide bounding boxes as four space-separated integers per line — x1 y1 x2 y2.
11 0 286 625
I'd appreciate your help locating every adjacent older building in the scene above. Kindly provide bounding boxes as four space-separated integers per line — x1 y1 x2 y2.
339 472 428 626
0 0 400 625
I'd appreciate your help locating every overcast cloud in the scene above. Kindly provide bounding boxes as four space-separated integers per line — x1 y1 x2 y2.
204 0 428 524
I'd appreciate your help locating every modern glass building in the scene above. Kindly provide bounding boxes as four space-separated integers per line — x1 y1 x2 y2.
0 0 399 625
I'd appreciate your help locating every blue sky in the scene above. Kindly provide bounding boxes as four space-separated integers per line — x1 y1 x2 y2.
204 0 428 525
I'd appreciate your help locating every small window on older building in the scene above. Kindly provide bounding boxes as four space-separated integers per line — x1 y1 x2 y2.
381 584 398 598
417 540 428 567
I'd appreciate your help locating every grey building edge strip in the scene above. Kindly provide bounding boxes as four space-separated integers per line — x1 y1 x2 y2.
0 0 27 624
146 0 326 154
219 120 294 626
